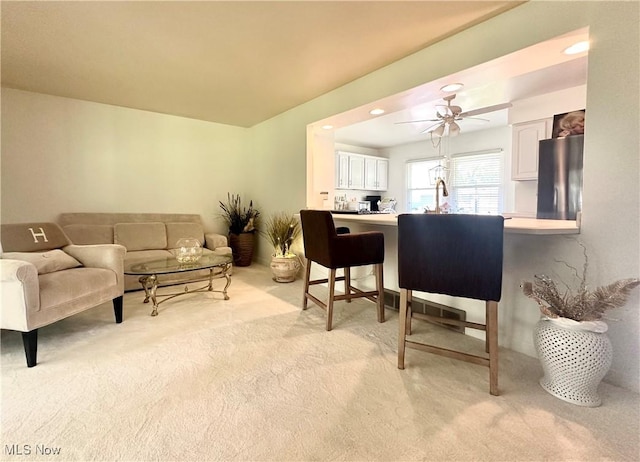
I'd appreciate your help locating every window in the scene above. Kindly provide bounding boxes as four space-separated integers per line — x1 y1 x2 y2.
406 159 442 212
449 150 503 214
405 150 503 214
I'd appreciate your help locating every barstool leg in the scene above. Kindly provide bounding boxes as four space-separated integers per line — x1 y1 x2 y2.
406 290 412 336
398 288 409 369
375 263 385 322
345 267 351 303
487 300 499 396
302 258 311 310
326 269 337 331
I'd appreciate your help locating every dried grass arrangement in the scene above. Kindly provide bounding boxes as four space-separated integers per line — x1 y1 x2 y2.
265 212 300 257
522 242 639 322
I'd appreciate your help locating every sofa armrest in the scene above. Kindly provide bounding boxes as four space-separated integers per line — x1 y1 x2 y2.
63 244 127 293
1 259 40 331
205 233 228 250
212 247 233 257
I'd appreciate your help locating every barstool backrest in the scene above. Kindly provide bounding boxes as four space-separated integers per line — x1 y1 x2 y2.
299 210 338 268
397 214 504 302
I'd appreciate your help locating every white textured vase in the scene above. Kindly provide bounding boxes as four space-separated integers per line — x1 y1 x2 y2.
270 255 301 283
534 317 612 407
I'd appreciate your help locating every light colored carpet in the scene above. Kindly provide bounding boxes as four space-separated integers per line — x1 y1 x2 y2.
1 264 638 461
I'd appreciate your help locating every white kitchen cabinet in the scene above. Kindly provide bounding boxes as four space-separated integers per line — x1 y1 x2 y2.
364 157 388 191
511 118 552 180
348 155 365 189
335 152 350 189
336 151 387 190
336 151 364 189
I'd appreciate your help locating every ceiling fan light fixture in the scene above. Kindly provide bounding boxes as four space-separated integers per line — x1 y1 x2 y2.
449 122 461 136
440 83 464 92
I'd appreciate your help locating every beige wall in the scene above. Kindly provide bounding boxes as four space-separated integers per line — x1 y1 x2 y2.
1 1 638 391
1 89 249 234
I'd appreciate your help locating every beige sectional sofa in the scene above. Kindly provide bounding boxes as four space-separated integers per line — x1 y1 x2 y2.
58 213 231 291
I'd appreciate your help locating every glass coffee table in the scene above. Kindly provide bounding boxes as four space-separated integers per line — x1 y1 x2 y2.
125 253 233 316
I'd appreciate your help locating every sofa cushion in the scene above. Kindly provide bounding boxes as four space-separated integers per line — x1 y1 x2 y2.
38 267 118 312
1 223 70 252
63 224 114 245
114 222 167 251
166 222 205 249
4 249 82 274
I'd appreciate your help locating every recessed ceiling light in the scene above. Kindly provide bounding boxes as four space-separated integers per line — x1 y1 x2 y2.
564 40 589 55
369 108 385 115
321 125 333 130
441 83 464 92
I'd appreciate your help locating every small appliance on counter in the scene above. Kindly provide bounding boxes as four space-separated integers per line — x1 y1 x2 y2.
357 201 371 212
364 195 382 211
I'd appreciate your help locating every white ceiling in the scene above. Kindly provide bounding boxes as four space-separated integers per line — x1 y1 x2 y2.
1 1 522 128
331 30 589 149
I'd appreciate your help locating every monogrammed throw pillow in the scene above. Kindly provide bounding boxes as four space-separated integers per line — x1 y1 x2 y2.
0 223 71 252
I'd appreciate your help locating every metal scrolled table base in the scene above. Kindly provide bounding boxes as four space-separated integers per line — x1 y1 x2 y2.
139 263 232 316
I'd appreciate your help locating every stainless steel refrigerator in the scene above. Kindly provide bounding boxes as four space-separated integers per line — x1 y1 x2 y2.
536 134 584 220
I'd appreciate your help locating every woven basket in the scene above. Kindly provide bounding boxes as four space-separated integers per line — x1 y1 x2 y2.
229 232 255 267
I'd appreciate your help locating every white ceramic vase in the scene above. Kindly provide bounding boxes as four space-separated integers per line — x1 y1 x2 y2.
534 316 612 407
270 255 301 283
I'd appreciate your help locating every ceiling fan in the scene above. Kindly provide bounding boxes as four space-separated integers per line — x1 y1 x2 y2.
395 94 512 137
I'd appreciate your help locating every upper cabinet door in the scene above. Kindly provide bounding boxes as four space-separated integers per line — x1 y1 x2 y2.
364 157 378 190
348 155 365 189
511 119 552 181
335 152 350 189
365 157 388 190
376 158 388 191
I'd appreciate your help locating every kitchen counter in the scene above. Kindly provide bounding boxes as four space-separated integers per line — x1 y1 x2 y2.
331 212 580 235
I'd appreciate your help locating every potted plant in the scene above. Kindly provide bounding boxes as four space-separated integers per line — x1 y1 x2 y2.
521 242 639 407
219 193 259 267
264 212 301 282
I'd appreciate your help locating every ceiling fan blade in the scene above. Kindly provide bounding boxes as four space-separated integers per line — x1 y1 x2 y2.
420 122 443 134
459 102 512 118
394 118 440 125
459 116 490 123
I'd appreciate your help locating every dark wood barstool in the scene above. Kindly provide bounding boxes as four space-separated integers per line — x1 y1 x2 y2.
299 210 385 331
397 213 504 395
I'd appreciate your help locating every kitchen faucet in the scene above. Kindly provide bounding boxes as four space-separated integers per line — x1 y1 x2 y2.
435 177 449 214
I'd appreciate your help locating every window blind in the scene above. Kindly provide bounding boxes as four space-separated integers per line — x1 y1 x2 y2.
450 151 503 214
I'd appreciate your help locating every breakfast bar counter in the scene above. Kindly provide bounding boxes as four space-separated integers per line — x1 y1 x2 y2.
331 213 580 235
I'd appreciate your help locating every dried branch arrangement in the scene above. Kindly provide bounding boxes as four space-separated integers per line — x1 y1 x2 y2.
521 242 639 322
